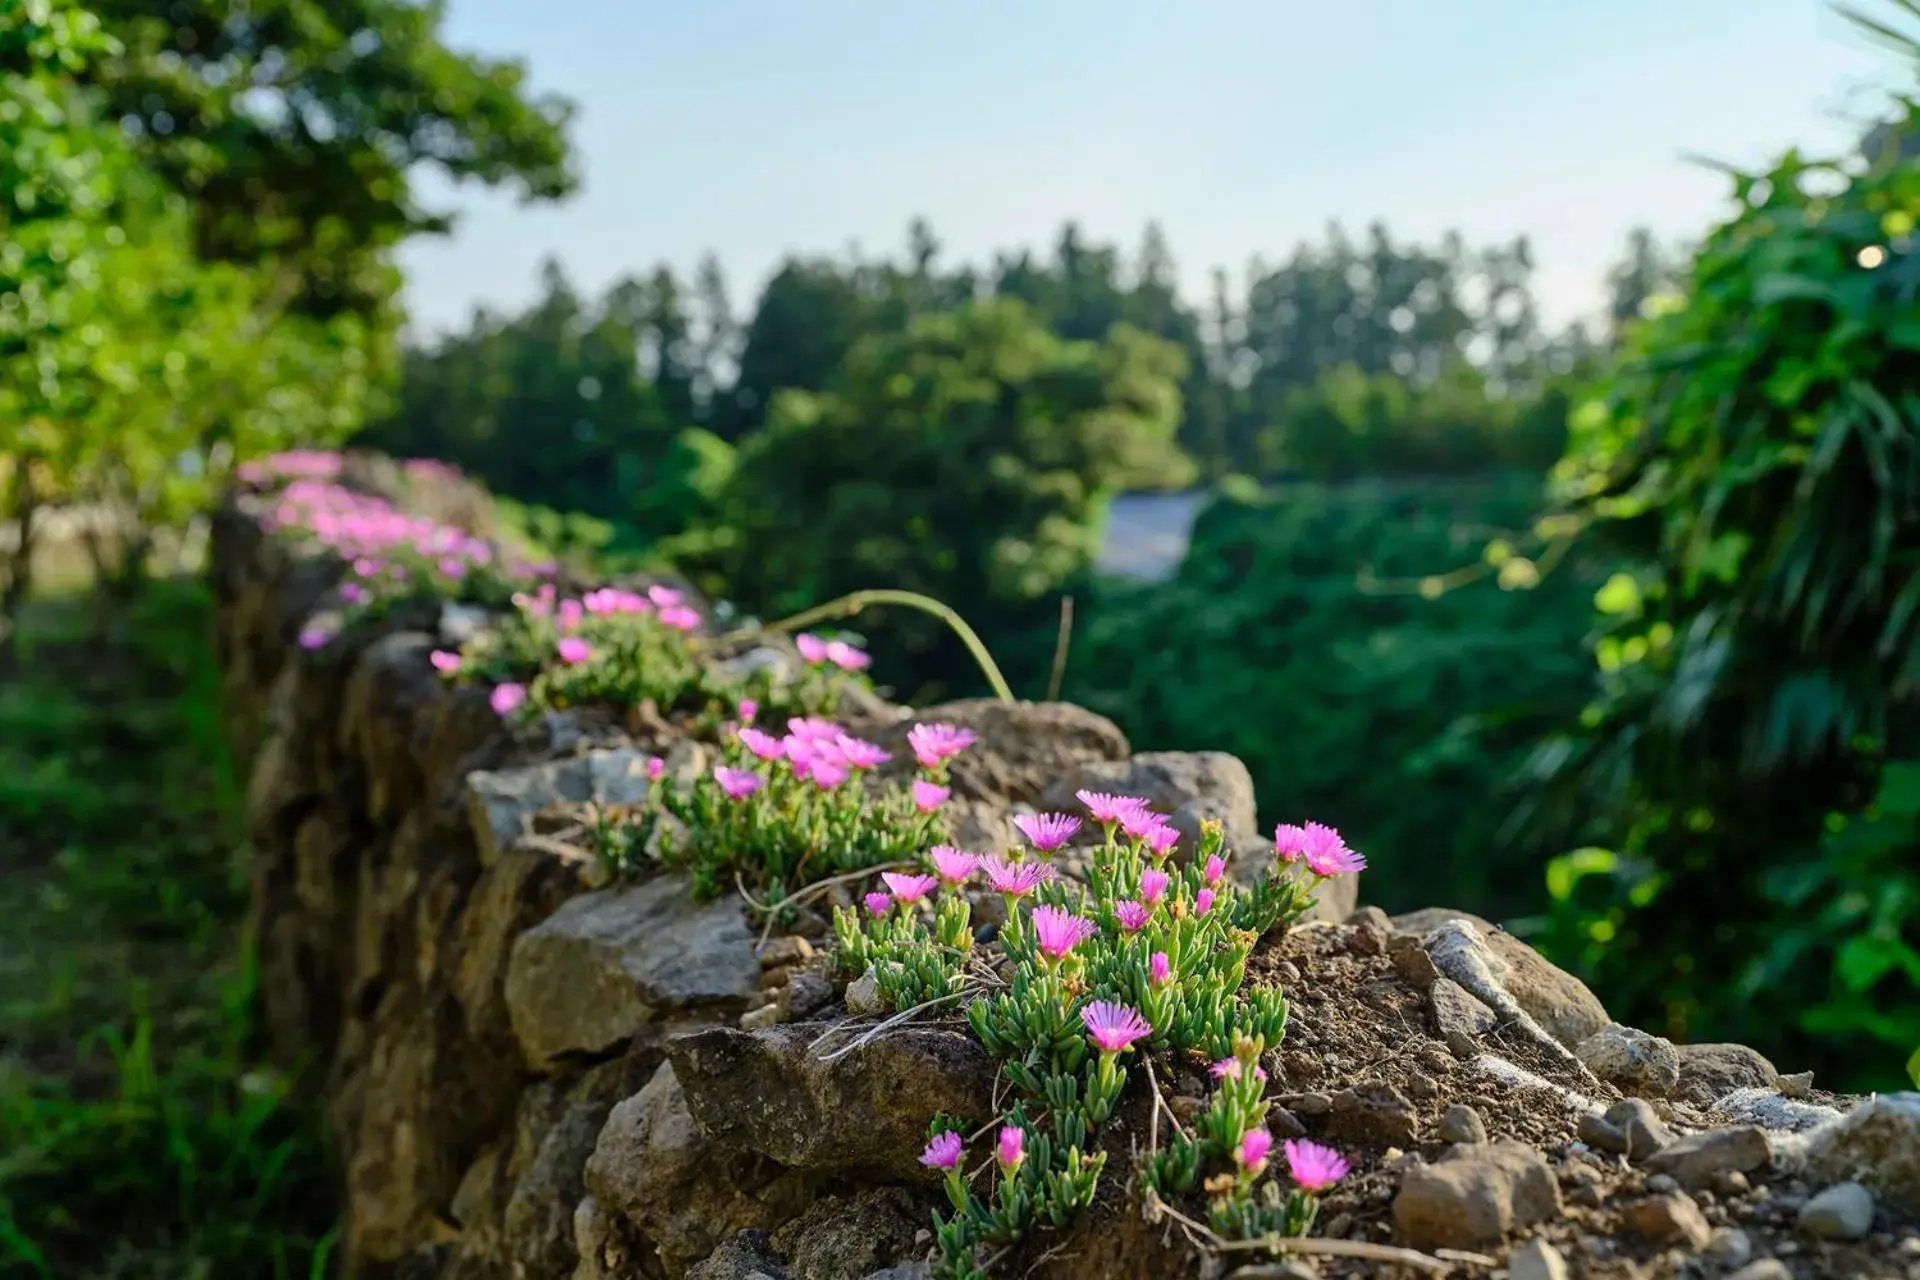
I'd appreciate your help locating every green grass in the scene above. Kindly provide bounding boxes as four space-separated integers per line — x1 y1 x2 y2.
0 582 337 1279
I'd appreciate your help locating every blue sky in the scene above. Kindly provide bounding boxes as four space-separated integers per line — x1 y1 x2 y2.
400 0 1907 338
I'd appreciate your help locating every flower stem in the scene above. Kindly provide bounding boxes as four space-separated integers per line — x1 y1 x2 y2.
751 588 1016 704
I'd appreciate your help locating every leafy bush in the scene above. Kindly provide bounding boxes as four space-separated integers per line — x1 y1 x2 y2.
1524 85 1920 1084
1057 474 1605 918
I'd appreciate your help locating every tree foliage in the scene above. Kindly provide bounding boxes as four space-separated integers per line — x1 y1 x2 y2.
1526 51 1920 1084
688 298 1194 699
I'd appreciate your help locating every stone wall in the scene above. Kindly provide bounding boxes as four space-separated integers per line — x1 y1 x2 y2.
213 474 1919 1280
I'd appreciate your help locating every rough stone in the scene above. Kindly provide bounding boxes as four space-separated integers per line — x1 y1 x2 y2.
1797 1180 1875 1240
865 699 1129 808
1393 907 1610 1048
1575 1021 1680 1098
1391 1140 1560 1249
1576 1098 1673 1161
1427 976 1497 1055
584 1063 813 1276
1726 1263 1793 1280
669 1024 996 1181
450 847 579 1045
843 969 885 1017
467 748 659 866
685 1230 788 1280
1422 920 1599 1085
506 875 760 1065
1641 1125 1772 1188
1437 1103 1488 1145
1623 1192 1712 1249
1325 1084 1419 1147
1787 1091 1920 1214
1707 1226 1754 1270
1040 750 1259 851
500 1061 634 1277
1674 1042 1780 1108
770 1188 926 1280
1507 1238 1570 1280
1711 1087 1845 1133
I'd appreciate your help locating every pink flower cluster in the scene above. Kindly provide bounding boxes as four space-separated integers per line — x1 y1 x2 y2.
236 450 344 485
1272 820 1367 877
796 632 872 672
512 581 702 633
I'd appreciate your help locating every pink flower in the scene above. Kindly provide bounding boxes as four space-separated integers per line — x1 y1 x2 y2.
1081 1000 1153 1053
714 766 764 799
558 599 584 631
1210 1058 1269 1083
825 640 871 671
1304 827 1366 877
1142 824 1180 861
658 604 701 631
1114 900 1151 933
1139 868 1170 905
1195 888 1216 917
298 624 336 651
646 757 665 781
1077 790 1149 825
1237 1128 1274 1174
1031 906 1098 960
737 727 787 760
796 633 830 663
881 872 939 905
997 1125 1025 1174
807 757 850 788
1118 805 1168 841
864 891 893 917
1149 951 1171 985
489 682 527 715
835 734 891 769
982 856 1052 898
908 722 977 768
737 698 758 721
647 584 684 607
920 1131 964 1170
1204 855 1227 887
557 637 593 665
929 846 980 886
1275 821 1350 866
912 779 950 813
1284 1139 1349 1192
787 717 843 743
1014 812 1082 853
340 582 368 605
438 557 468 579
430 649 463 673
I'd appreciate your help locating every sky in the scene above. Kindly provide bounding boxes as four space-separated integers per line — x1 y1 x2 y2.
399 0 1910 339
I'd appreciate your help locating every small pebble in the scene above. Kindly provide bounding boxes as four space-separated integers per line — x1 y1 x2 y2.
1645 1173 1679 1195
1727 1263 1793 1280
1707 1226 1753 1270
1437 1103 1489 1145
1715 1169 1751 1196
1797 1180 1875 1240
1508 1239 1570 1280
1778 1070 1814 1098
1290 1092 1333 1116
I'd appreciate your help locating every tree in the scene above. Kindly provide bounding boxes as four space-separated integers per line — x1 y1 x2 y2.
692 298 1195 699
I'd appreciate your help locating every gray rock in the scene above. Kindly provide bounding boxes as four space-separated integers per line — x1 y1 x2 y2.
1437 1103 1488 1145
583 1063 813 1275
863 699 1129 810
438 601 493 645
1789 1091 1920 1214
1797 1180 1875 1240
1727 1263 1793 1280
506 875 760 1065
668 1023 995 1181
771 1188 925 1280
1577 1098 1674 1161
1428 977 1497 1057
1778 1069 1815 1098
1423 919 1598 1081
844 969 885 1017
1674 1042 1779 1108
1641 1126 1772 1188
1391 1140 1561 1249
501 1063 631 1277
1041 750 1258 850
685 1229 788 1280
1393 907 1610 1048
1707 1226 1754 1270
450 847 580 1044
1711 1086 1845 1133
1508 1238 1569 1280
863 1267 933 1280
1575 1022 1680 1098
467 747 659 866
